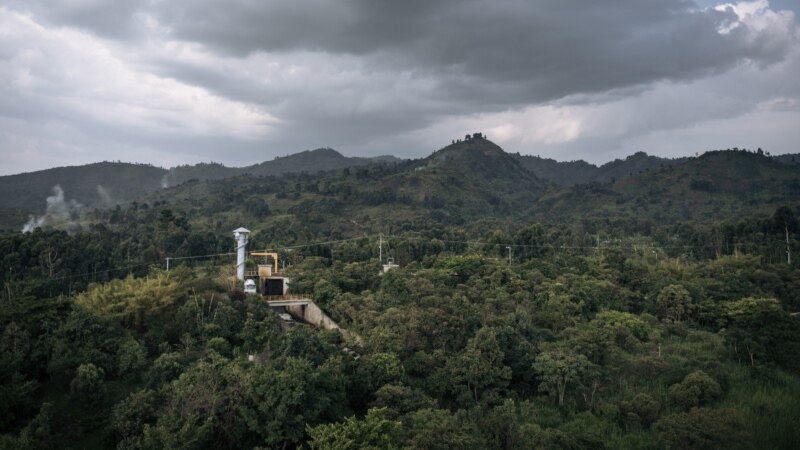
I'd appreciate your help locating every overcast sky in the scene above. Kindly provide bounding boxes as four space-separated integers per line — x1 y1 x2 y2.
1 0 798 175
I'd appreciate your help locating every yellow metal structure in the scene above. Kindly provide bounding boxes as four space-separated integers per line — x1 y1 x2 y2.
250 252 279 273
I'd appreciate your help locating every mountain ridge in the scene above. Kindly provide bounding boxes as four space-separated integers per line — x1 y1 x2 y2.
513 151 690 186
0 148 401 229
2 140 799 231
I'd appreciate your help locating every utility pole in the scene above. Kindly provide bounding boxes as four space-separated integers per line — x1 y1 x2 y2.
506 246 512 266
166 257 170 272
379 234 383 265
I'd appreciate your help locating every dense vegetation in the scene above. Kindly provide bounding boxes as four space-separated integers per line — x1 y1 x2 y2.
0 149 397 230
1 139 799 449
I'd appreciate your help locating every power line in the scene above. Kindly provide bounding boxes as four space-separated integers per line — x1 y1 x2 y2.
255 236 369 252
27 230 793 285
167 252 236 261
45 261 158 282
380 234 792 251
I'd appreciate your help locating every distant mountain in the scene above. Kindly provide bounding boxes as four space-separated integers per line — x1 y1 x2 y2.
0 149 402 230
163 148 401 186
419 135 544 186
534 149 800 223
407 135 549 212
774 153 800 166
136 136 552 235
0 162 167 212
140 141 799 240
513 151 687 186
4 139 798 233
593 151 689 183
511 154 598 186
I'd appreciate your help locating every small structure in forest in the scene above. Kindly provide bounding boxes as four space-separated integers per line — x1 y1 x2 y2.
233 227 250 281
381 256 399 274
248 251 290 297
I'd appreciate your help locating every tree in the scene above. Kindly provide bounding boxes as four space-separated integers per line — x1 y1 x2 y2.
110 389 157 447
0 322 38 431
480 399 545 450
773 206 798 233
369 383 436 416
146 352 185 387
356 352 405 395
405 408 486 450
246 198 271 219
239 309 280 358
448 328 512 404
47 307 121 381
306 408 403 450
241 357 344 449
139 415 213 450
142 357 249 449
724 297 800 369
654 407 751 449
668 370 721 410
70 363 105 406
533 347 591 407
619 393 660 428
75 269 187 333
655 284 692 323
116 338 147 377
589 310 651 351
12 402 58 450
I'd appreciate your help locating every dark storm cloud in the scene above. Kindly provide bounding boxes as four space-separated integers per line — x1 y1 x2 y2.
10 0 793 105
148 0 789 103
1 0 798 175
96 0 791 152
5 0 147 39
155 0 439 55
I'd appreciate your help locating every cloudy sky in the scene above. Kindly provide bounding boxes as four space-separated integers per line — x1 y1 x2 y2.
1 0 798 175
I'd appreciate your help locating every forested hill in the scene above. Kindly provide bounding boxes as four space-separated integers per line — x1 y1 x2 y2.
412 135 549 206
130 143 799 239
2 139 800 449
534 149 800 224
4 139 799 236
0 162 166 211
0 149 400 229
163 148 401 186
514 150 800 187
514 151 688 186
421 135 543 188
132 135 552 239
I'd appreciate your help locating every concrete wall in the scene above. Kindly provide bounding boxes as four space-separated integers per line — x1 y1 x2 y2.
287 301 340 331
286 301 360 342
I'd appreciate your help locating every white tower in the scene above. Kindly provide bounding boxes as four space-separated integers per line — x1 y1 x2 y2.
233 227 250 281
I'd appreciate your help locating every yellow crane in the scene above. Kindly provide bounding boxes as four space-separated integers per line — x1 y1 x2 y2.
250 251 280 275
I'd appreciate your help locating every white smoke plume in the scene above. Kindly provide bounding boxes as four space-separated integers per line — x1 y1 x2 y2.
96 185 114 206
22 185 83 233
